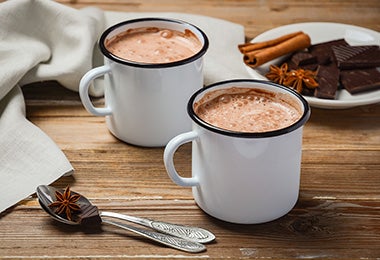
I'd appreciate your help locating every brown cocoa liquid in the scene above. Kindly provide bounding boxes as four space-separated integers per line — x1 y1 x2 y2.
194 87 302 133
105 27 202 64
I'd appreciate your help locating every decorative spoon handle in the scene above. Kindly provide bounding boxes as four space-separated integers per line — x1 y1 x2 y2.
101 219 206 253
100 211 215 243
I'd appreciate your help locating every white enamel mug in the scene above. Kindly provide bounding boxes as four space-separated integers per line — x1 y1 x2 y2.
164 79 311 224
79 18 208 147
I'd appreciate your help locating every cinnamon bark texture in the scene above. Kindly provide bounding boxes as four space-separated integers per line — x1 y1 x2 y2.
239 31 311 68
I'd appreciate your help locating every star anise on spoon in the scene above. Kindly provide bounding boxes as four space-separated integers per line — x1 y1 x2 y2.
48 186 81 221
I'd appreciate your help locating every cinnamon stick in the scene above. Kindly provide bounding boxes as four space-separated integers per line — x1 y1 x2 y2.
238 31 304 53
240 31 311 68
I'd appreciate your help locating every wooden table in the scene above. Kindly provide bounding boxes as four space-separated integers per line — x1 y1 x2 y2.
1 1 379 259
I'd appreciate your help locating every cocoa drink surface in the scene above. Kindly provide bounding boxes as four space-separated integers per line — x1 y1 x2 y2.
105 27 202 64
194 87 302 133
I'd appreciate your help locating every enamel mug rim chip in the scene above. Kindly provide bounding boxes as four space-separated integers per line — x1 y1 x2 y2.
188 79 311 138
99 17 209 69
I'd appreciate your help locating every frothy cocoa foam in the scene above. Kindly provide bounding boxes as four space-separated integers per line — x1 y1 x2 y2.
105 27 202 64
194 87 302 133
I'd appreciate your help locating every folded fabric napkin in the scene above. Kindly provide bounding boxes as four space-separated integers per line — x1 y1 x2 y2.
0 0 249 213
0 0 105 213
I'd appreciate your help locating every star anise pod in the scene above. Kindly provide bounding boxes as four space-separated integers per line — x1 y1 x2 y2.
283 68 319 93
265 63 289 85
49 186 81 221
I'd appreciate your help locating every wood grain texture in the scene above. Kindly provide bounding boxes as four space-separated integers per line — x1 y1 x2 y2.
1 0 380 259
54 0 380 39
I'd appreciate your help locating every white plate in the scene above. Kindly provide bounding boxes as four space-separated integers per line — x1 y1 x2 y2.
246 22 380 109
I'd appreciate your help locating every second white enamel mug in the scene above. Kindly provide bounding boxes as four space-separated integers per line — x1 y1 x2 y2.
79 18 209 147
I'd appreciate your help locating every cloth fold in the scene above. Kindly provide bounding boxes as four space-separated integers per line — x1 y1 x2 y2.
0 0 249 213
0 86 73 212
0 0 105 213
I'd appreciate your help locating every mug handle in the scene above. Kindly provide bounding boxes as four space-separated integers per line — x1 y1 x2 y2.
164 131 200 187
79 65 112 116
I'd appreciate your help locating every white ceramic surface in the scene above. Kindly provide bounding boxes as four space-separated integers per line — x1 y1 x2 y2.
164 80 310 224
246 22 380 109
80 18 208 147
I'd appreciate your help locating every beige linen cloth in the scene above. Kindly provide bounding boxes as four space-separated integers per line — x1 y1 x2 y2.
0 0 249 213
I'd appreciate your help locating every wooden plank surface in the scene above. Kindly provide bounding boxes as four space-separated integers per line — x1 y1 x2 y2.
1 0 380 259
55 0 380 38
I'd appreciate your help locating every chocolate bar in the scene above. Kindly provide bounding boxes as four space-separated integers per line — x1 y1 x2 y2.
79 204 102 226
290 51 317 66
309 39 349 65
332 45 380 69
314 63 340 99
285 51 318 71
340 68 380 94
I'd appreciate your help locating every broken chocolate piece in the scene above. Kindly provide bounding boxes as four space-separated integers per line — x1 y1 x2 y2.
301 87 315 97
284 55 318 71
78 204 102 226
340 68 380 94
332 45 380 69
309 39 349 65
290 51 317 66
314 63 340 99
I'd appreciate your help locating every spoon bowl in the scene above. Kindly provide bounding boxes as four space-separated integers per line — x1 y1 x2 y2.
37 185 80 225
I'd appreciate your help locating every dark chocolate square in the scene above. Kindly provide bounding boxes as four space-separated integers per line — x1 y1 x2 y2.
290 51 317 66
340 68 380 94
314 63 340 99
309 39 349 65
332 45 380 69
79 204 102 226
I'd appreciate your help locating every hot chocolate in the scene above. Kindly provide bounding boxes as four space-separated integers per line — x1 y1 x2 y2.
105 27 202 64
194 87 302 133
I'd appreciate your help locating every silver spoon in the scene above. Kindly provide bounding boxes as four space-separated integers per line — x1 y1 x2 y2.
36 185 214 253
36 185 214 243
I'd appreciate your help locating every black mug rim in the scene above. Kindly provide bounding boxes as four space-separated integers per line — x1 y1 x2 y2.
99 17 209 68
188 79 311 138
